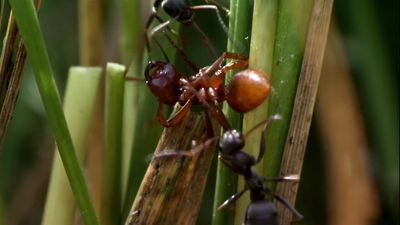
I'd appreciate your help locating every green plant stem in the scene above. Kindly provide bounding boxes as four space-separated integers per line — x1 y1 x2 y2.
42 67 102 225
120 0 143 198
7 1 99 224
212 1 252 225
101 63 125 225
264 0 313 180
235 0 278 224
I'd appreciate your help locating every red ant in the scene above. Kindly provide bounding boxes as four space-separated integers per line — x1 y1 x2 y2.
142 51 271 130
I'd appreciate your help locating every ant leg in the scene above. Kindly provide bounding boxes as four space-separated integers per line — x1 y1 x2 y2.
153 136 217 158
262 174 300 183
272 193 304 222
190 5 246 53
157 98 193 127
203 0 230 16
180 80 232 130
191 21 218 59
217 187 249 210
162 31 199 72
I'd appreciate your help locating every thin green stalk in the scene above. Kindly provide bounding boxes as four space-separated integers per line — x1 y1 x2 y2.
7 1 99 224
212 1 252 225
42 67 102 225
234 0 278 223
264 0 313 180
101 63 125 225
120 0 143 198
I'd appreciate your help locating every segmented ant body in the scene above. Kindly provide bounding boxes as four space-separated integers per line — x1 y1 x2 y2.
154 116 303 225
146 0 230 58
144 52 271 129
217 116 303 225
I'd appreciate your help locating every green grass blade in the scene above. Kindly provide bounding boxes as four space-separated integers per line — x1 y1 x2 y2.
264 0 313 180
7 0 99 224
120 0 144 199
233 0 279 223
42 67 102 225
101 63 125 225
212 1 252 225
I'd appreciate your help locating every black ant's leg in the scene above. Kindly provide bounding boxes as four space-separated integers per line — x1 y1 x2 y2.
190 4 245 53
272 193 304 222
262 174 300 183
144 12 157 52
203 0 230 16
153 136 217 158
217 187 249 211
162 31 199 72
191 21 218 59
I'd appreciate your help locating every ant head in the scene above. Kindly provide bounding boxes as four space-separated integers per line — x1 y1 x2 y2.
226 69 271 113
219 129 244 154
245 200 278 225
145 61 182 105
162 0 194 25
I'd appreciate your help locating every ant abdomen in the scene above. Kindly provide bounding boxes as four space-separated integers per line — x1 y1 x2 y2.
145 61 182 105
226 69 271 113
245 201 279 225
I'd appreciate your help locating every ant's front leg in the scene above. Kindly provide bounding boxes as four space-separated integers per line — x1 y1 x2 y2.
156 98 193 127
218 187 249 211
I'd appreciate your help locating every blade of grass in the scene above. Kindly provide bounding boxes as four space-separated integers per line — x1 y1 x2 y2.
212 0 252 225
7 0 99 224
101 63 125 225
41 67 102 225
275 0 334 224
120 0 144 199
264 0 313 180
233 0 278 223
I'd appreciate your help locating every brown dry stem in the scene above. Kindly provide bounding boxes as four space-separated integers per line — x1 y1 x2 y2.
125 110 218 225
275 0 334 224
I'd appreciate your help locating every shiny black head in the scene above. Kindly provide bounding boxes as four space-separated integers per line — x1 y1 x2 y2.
219 130 245 155
161 0 194 25
245 200 278 225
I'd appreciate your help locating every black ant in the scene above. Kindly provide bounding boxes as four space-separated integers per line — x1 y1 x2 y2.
143 51 271 130
154 115 303 225
145 0 231 58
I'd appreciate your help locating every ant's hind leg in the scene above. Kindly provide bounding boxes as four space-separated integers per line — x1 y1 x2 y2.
272 193 304 222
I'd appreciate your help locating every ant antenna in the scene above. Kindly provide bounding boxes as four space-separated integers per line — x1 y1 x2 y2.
190 4 245 54
244 114 282 139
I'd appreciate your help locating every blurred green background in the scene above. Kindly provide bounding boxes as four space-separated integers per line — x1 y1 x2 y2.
0 0 398 225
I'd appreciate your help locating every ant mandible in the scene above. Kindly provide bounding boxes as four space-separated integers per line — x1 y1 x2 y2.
154 115 303 225
145 0 230 58
144 51 271 130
